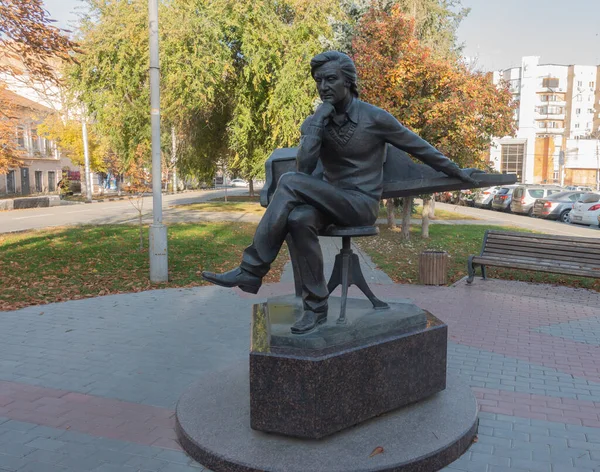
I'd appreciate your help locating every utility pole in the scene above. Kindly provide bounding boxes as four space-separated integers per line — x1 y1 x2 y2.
148 0 168 282
82 118 92 203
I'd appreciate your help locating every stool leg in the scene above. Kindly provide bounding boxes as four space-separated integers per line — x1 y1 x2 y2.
349 253 389 310
337 249 350 324
327 253 342 294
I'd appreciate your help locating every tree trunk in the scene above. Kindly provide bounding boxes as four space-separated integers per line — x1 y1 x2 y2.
386 199 396 229
429 198 435 218
171 125 177 193
249 179 254 197
421 196 431 239
138 196 144 251
401 196 412 240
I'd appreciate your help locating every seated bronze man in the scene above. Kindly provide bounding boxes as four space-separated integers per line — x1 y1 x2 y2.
202 51 477 334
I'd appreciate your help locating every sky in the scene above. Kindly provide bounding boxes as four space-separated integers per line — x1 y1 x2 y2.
42 0 600 71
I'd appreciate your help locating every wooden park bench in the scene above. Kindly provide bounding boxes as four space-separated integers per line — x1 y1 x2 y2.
466 230 600 284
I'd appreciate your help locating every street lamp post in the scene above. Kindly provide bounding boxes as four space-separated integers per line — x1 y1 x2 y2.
148 0 168 282
81 118 92 203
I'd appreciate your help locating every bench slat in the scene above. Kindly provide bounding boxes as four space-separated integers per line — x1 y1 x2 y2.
471 256 600 278
475 253 599 270
486 233 600 251
485 230 600 245
483 244 600 265
483 238 600 257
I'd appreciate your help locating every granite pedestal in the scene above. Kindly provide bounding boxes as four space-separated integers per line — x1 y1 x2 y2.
176 295 478 471
250 295 447 439
176 364 478 472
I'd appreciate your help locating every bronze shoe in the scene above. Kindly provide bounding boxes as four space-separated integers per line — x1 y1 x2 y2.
290 310 327 334
201 267 262 294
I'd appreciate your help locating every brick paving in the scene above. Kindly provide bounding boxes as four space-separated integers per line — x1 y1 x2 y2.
0 243 600 470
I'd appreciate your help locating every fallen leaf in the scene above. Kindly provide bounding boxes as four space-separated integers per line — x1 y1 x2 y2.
369 446 384 458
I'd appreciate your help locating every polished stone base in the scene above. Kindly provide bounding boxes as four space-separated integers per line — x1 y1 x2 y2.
176 363 478 472
249 296 447 439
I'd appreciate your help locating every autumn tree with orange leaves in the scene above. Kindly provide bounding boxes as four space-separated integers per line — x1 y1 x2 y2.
0 0 78 173
353 5 516 236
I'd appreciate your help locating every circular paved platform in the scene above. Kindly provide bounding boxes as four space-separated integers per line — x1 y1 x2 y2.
176 364 478 472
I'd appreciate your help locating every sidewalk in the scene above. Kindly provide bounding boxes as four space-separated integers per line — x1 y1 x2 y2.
1 255 600 471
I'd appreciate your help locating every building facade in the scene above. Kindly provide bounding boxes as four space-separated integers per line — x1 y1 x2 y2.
0 88 67 196
489 56 600 189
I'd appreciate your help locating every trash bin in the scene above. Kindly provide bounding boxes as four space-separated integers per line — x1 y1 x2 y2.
419 250 448 285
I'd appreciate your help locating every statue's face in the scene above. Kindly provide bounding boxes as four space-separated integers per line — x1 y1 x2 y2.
313 62 350 106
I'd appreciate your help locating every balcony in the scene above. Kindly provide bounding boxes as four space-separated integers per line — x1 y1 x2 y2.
535 112 566 120
536 127 565 134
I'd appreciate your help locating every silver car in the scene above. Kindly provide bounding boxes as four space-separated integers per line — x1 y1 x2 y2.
510 185 563 216
532 191 589 223
473 186 499 209
491 185 518 212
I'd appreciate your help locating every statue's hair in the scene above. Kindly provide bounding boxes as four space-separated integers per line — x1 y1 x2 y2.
310 51 359 98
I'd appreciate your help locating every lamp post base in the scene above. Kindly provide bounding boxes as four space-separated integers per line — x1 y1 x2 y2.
149 223 168 282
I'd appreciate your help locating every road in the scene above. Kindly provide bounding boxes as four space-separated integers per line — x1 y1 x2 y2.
1 190 600 239
0 188 249 234
433 201 600 238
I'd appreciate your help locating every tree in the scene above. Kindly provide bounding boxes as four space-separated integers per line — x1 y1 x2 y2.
325 0 469 57
225 0 342 190
37 113 105 170
0 86 23 173
0 0 78 173
0 0 78 84
353 6 516 235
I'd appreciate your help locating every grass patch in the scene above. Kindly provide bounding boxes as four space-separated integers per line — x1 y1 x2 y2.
378 204 478 220
209 195 261 203
0 222 287 311
177 201 265 214
356 224 600 291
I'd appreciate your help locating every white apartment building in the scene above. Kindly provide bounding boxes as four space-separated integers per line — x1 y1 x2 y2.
489 56 600 188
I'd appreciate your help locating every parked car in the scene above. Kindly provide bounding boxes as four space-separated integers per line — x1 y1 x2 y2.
510 185 563 216
230 178 248 187
473 186 499 209
491 185 518 212
569 193 600 226
532 191 590 223
565 185 594 191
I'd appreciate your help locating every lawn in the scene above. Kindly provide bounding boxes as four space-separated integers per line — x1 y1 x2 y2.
378 203 478 220
356 224 600 291
0 222 287 311
175 195 264 214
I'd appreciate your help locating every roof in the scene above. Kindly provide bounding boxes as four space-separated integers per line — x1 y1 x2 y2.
0 87 53 114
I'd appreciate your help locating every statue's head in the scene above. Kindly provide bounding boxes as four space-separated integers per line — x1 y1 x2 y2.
310 51 359 100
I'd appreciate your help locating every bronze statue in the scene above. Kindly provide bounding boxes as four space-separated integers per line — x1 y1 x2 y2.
202 51 478 334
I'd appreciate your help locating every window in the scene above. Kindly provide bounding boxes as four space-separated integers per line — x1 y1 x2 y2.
577 81 583 87
576 108 581 114
528 189 544 198
569 193 582 201
48 171 56 192
16 127 25 148
589 109 595 114
553 171 559 182
575 123 580 128
31 129 39 153
543 78 559 88
501 144 524 182
590 81 595 88
35 171 43 192
577 95 583 102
